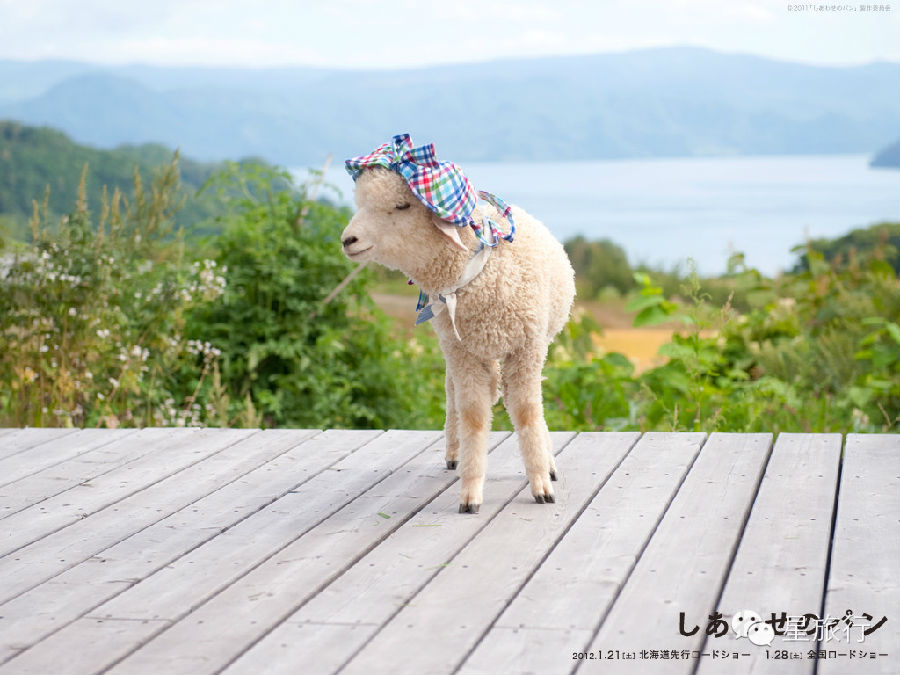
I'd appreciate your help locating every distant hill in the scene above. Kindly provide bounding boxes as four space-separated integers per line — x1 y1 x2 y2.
0 121 234 239
0 47 897 165
870 139 900 168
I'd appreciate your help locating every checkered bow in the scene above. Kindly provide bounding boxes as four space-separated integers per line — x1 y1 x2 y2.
345 133 515 247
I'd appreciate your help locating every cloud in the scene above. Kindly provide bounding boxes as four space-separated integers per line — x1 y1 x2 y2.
0 0 896 67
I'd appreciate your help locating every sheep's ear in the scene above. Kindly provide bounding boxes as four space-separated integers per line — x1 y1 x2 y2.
431 214 469 252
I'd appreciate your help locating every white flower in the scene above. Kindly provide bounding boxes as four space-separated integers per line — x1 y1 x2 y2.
40 344 49 353
68 307 77 317
97 329 110 339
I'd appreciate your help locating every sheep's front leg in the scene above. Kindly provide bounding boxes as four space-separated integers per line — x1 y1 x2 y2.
444 371 459 470
503 347 555 503
447 354 494 514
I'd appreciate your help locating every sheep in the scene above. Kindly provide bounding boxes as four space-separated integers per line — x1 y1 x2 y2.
340 135 575 513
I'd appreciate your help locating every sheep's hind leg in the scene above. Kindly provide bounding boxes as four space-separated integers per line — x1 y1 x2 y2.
503 348 555 504
444 371 459 470
547 428 558 481
450 357 494 514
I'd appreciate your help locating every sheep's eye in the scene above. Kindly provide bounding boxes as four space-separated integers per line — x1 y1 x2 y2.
395 202 411 211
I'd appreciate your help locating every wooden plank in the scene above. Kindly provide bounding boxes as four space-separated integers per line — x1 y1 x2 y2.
312 432 634 675
102 431 514 675
820 434 900 675
0 429 149 517
693 433 842 675
574 432 773 674
0 429 78 460
0 428 255 558
0 429 318 605
0 429 139 495
2 617 173 675
458 432 707 674
186 431 585 675
3 430 448 675
0 429 370 667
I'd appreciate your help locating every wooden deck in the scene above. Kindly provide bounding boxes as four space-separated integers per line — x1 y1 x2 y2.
0 429 897 674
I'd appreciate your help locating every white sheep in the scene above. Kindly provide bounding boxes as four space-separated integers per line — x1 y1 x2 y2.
341 135 575 513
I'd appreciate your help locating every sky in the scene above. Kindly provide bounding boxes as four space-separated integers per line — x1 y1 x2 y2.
0 0 898 69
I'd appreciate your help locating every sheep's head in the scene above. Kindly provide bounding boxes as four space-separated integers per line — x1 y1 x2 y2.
341 168 468 275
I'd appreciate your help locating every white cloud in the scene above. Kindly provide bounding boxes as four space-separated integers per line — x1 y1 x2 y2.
90 36 326 66
0 0 896 67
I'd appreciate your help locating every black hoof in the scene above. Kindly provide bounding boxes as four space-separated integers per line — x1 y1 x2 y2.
545 493 556 504
458 503 480 514
550 470 558 481
534 495 545 504
446 460 458 470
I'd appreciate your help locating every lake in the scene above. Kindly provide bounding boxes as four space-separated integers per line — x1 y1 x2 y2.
293 154 900 276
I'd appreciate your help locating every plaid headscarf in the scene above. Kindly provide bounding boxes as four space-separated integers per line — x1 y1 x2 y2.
345 133 514 247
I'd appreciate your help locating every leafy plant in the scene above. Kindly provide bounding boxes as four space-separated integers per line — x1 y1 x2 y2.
186 162 446 429
0 156 225 427
3 153 896 436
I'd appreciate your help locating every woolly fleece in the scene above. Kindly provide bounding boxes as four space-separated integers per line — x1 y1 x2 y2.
342 167 576 511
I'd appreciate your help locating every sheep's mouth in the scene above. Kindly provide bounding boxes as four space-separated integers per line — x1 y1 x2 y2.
346 245 374 259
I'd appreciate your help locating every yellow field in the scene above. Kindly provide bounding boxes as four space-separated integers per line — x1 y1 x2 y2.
591 328 674 372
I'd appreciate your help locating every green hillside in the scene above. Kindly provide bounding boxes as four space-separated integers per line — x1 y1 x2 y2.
793 222 900 274
0 120 229 240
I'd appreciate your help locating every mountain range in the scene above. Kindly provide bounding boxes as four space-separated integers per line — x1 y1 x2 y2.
1 47 898 166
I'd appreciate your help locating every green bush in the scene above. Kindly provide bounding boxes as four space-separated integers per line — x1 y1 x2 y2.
0 157 223 427
541 247 899 433
185 162 445 429
3 156 896 434
564 235 635 297
0 158 447 429
792 222 900 275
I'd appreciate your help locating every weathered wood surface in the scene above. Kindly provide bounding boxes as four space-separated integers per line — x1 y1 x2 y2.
819 434 900 675
0 429 896 674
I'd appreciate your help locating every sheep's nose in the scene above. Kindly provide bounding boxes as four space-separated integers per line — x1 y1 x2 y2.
342 235 358 248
